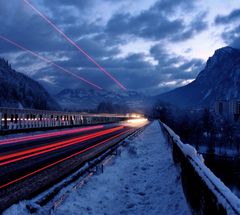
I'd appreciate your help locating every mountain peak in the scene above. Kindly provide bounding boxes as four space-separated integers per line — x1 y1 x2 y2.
215 46 239 54
158 46 240 108
200 46 240 77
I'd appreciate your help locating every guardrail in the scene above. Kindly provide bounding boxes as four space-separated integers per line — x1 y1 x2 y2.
160 121 240 215
0 107 133 134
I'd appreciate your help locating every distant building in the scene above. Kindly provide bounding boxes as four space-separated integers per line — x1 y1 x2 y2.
215 100 228 116
215 99 240 122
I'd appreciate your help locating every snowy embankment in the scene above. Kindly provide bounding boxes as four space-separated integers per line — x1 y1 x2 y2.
52 121 191 214
3 121 191 215
162 122 240 214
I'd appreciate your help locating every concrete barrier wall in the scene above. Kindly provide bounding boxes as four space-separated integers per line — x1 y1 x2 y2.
160 121 240 215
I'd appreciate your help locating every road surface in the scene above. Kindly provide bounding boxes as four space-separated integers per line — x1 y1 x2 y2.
0 122 143 211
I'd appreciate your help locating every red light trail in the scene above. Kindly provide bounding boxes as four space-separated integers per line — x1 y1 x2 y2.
0 35 102 90
0 128 133 189
23 0 127 91
0 125 103 145
0 126 124 166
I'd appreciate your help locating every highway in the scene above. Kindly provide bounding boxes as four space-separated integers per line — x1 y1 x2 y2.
0 122 142 211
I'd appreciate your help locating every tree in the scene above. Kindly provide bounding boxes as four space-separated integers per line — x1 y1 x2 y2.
220 119 234 155
202 108 214 136
201 108 216 153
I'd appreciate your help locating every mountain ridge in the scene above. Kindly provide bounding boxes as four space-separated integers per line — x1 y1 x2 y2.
55 88 154 111
157 46 240 108
0 58 60 110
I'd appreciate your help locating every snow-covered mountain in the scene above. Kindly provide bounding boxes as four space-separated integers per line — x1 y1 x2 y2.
0 58 60 110
157 46 240 108
55 88 153 111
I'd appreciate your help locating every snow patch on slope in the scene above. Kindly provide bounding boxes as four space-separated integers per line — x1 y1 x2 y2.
203 89 212 100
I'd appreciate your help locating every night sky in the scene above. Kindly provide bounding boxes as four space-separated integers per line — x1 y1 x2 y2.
0 0 239 95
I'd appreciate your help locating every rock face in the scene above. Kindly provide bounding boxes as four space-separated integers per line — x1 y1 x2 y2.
55 88 153 111
0 58 60 110
157 46 240 108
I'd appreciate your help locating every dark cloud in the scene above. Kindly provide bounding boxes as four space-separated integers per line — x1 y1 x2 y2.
0 0 103 53
171 13 208 41
64 23 102 40
93 32 128 47
42 0 94 8
25 50 156 93
0 1 69 53
154 0 195 14
150 45 182 68
0 0 207 95
42 0 95 16
106 1 208 42
215 9 240 25
215 9 240 49
150 44 204 91
106 11 182 41
221 25 240 48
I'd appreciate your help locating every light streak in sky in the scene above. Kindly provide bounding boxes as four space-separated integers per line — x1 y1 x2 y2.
23 0 127 91
0 35 102 90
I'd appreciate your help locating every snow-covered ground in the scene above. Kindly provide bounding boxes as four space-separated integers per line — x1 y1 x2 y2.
52 121 191 215
3 121 191 215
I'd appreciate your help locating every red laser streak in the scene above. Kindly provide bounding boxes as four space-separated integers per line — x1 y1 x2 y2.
0 126 124 166
0 125 104 145
23 0 127 91
0 128 133 189
0 35 102 90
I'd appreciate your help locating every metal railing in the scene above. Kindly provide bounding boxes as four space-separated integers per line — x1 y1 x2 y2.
160 121 240 215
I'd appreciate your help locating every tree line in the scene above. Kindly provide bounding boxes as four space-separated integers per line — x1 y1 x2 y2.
152 102 240 156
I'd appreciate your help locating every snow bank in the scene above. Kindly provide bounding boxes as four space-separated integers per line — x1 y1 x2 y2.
35 121 189 215
4 121 191 215
48 121 191 215
181 144 197 158
161 122 240 214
